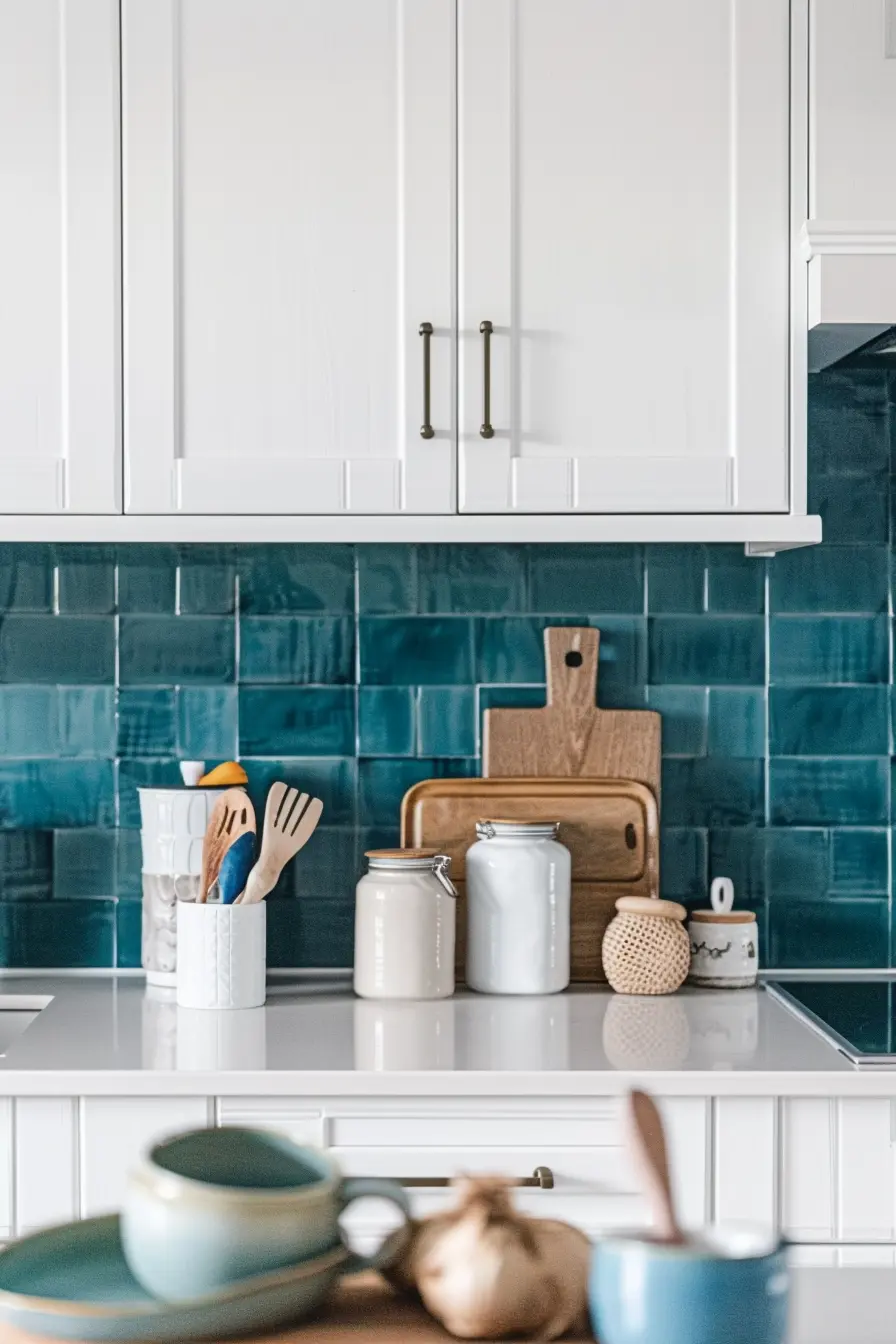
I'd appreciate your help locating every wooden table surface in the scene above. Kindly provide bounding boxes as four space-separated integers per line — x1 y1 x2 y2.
4 1275 594 1343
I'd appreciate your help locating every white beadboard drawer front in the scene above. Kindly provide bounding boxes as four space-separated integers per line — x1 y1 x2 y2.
334 1148 642 1241
331 1146 636 1197
217 1100 325 1148
328 1113 619 1149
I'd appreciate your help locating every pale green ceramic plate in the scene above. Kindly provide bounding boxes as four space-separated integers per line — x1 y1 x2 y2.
0 1215 353 1341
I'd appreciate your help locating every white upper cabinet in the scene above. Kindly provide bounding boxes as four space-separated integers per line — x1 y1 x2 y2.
809 0 896 221
122 0 455 516
802 1 896 341
458 0 791 516
0 0 120 514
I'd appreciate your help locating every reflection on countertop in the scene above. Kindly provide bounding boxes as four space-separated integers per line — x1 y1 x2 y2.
0 971 861 1092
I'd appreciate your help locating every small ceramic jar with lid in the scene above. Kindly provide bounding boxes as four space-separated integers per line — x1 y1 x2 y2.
354 849 457 1000
601 896 690 996
687 877 758 988
465 819 571 995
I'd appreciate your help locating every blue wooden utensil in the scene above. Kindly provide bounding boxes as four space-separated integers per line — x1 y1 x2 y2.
216 831 256 905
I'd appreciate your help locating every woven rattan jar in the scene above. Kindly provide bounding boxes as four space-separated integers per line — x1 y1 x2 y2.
601 896 690 995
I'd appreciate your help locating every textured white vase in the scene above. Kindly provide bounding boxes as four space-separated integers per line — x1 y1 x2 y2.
176 901 266 1010
138 787 224 876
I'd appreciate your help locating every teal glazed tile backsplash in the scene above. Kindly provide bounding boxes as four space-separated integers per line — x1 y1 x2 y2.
1 368 896 968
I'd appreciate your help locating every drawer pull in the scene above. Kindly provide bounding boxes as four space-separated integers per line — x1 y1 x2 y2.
398 1166 554 1190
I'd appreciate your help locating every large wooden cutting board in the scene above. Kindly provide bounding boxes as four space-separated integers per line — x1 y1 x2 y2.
401 777 659 984
483 627 661 801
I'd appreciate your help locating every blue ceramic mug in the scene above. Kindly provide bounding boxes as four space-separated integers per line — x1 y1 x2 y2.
122 1127 411 1302
590 1226 789 1344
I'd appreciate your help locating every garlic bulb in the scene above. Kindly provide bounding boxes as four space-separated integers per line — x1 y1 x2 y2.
386 1176 591 1340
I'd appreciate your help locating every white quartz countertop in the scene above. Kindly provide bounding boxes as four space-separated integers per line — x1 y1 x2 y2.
0 971 885 1096
790 1268 896 1343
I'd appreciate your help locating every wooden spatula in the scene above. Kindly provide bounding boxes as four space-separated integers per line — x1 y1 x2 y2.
237 783 324 904
625 1089 686 1244
483 626 661 800
198 788 256 903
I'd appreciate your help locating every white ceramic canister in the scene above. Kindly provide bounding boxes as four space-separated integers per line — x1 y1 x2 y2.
138 786 224 986
687 877 759 989
354 849 457 1000
465 819 571 996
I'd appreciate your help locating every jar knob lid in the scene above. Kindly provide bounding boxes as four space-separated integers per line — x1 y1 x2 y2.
711 876 735 914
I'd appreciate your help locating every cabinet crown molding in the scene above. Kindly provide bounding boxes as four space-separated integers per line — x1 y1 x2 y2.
801 221 896 260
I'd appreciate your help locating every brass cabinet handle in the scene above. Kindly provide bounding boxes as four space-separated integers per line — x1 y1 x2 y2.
419 322 435 439
479 320 495 438
398 1166 554 1190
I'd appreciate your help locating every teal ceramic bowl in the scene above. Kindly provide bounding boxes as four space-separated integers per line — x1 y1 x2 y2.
121 1127 411 1302
590 1226 789 1344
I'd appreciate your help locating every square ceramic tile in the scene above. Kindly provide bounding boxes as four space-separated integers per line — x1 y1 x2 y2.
648 617 764 685
238 545 354 614
238 687 355 757
0 616 115 683
119 616 235 685
418 545 528 613
769 616 889 684
238 617 354 685
0 832 52 901
358 688 415 756
360 617 474 685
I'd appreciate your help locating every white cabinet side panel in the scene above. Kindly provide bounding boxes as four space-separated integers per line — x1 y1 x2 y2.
783 1099 835 1241
80 1097 210 1217
837 1099 895 1242
713 1097 777 1229
15 1098 76 1234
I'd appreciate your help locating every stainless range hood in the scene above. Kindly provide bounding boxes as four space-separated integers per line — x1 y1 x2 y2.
803 222 896 370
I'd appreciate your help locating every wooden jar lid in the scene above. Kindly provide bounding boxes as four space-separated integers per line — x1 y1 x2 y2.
364 848 439 860
615 896 687 922
690 909 756 924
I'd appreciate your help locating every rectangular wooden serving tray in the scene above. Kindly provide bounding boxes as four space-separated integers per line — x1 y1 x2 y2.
400 777 659 984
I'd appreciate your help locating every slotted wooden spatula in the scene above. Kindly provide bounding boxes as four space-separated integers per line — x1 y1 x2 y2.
483 626 661 799
237 783 324 904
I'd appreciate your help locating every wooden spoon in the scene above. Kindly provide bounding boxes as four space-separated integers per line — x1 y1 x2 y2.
625 1089 686 1245
198 788 256 903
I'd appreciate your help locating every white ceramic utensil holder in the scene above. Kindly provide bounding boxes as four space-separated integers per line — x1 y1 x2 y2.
176 901 267 1010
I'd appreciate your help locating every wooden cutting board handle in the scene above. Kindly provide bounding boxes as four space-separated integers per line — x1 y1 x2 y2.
545 627 600 712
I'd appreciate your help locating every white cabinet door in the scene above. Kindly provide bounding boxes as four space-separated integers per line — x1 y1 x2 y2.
459 0 790 515
123 0 455 516
0 0 120 513
810 0 896 222
79 1096 210 1217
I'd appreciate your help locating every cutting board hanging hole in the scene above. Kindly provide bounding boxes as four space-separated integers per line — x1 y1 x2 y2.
625 823 637 849
565 651 583 668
